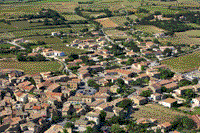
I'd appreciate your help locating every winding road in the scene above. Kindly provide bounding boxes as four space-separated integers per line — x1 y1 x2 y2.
7 41 26 50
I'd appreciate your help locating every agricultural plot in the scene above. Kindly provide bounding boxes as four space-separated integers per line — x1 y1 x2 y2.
140 6 179 14
134 25 165 34
159 31 200 45
95 18 118 28
62 15 86 20
0 43 14 48
0 61 62 75
0 53 16 58
0 1 79 19
0 24 88 39
161 51 200 73
131 104 191 123
110 15 138 26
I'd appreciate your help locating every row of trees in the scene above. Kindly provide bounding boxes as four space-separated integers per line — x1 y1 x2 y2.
17 53 46 62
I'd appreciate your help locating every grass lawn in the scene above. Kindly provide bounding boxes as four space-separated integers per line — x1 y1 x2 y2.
132 104 191 123
0 60 62 75
161 51 200 73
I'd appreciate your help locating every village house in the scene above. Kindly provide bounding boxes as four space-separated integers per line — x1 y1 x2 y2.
129 96 148 105
74 116 95 132
132 61 150 71
192 97 200 107
151 93 162 101
191 115 200 129
160 98 177 108
14 92 28 103
157 122 172 132
54 51 65 57
88 100 105 109
174 85 194 96
149 83 162 93
85 109 101 125
136 118 158 125
45 83 61 93
95 102 113 111
164 82 178 90
51 32 61 36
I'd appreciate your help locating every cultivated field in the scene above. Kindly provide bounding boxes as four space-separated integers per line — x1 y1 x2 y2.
0 24 89 39
0 43 14 48
0 1 79 19
95 18 118 28
0 60 62 75
132 104 191 123
159 31 200 45
110 15 138 26
134 25 165 34
140 6 179 14
62 15 86 20
161 51 200 73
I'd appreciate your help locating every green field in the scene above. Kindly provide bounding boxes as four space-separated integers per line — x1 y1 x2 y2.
161 51 200 73
131 104 191 123
0 60 62 75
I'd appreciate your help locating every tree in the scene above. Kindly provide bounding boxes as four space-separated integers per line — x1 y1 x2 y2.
84 126 93 133
111 124 125 133
171 116 196 131
64 122 74 129
153 38 159 44
161 86 167 93
182 89 195 99
141 65 145 71
87 79 100 89
140 90 152 97
99 110 107 123
192 78 198 85
163 48 172 56
135 18 140 23
116 78 125 87
178 79 192 87
154 11 161 15
124 22 129 26
17 53 27 61
118 99 132 109
159 68 174 79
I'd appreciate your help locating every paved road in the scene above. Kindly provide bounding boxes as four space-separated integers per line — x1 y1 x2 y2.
7 41 26 50
101 28 115 44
